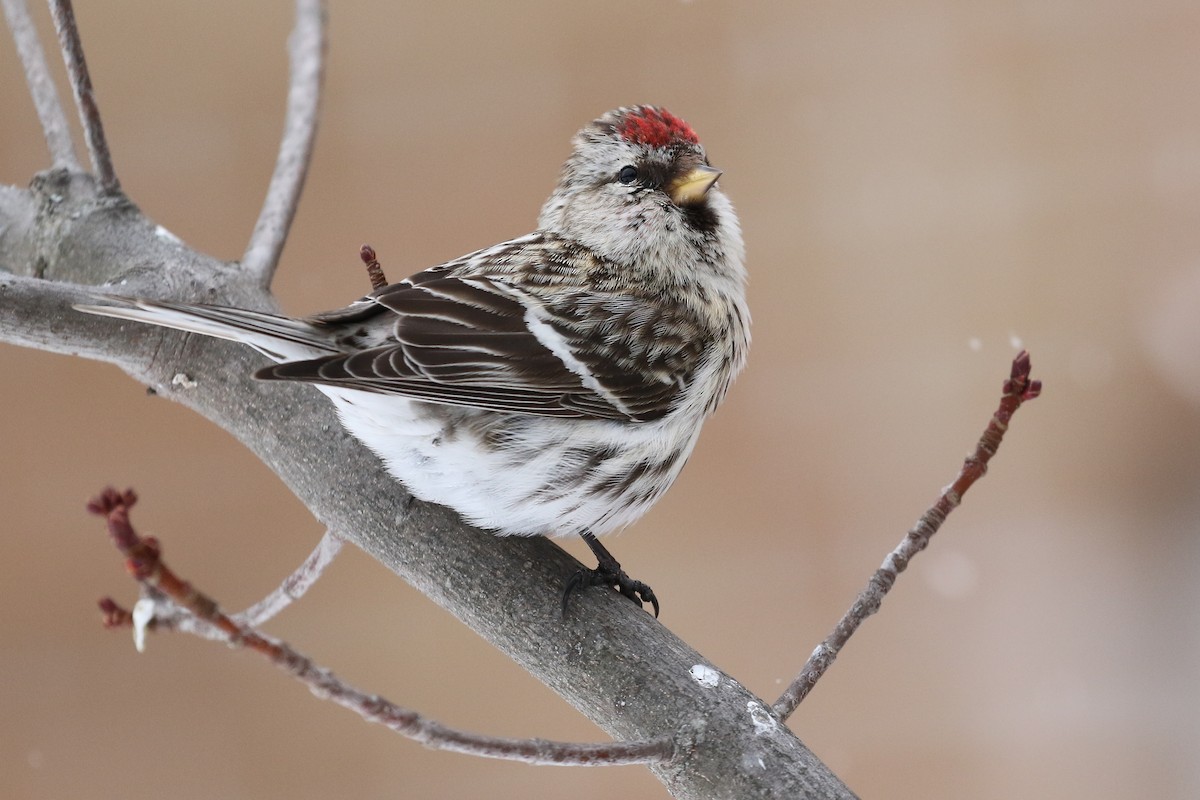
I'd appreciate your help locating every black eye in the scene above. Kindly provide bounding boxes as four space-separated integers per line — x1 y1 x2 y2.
617 165 639 184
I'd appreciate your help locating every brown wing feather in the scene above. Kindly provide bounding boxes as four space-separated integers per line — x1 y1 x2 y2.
256 238 702 422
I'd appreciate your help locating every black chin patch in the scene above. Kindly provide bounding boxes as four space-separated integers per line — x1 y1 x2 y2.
681 202 719 234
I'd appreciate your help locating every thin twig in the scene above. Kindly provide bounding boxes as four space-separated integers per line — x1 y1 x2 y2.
359 244 389 290
2 0 79 168
100 531 343 636
772 351 1042 721
241 0 327 287
234 529 343 627
48 0 117 192
100 592 231 643
88 488 673 767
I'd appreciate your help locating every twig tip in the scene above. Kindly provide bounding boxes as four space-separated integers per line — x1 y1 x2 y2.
98 596 131 628
1004 350 1042 401
1011 349 1031 377
358 243 388 290
86 486 137 516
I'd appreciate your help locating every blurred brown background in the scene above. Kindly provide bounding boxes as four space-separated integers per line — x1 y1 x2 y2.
3 2 1198 798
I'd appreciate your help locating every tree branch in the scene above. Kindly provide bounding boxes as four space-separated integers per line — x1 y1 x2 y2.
48 0 118 193
772 352 1042 720
89 488 674 767
234 529 342 627
241 0 326 286
1 0 79 169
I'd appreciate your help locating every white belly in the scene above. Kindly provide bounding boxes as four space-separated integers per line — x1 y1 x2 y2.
320 387 701 538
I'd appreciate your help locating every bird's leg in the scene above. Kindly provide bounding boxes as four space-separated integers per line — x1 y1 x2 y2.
562 531 659 618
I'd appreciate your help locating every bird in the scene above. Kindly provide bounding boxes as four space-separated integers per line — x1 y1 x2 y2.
76 105 750 617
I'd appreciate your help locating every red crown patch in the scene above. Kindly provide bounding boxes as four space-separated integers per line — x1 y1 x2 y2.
617 107 699 148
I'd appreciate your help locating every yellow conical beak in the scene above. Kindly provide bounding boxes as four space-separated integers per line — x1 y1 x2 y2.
668 164 722 206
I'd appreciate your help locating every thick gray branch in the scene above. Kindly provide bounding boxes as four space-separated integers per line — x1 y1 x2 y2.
0 172 856 799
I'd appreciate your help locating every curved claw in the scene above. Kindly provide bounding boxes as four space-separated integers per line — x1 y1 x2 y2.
616 576 659 618
562 569 587 618
561 564 659 618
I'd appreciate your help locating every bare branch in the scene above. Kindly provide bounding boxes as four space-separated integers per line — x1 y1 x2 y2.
2 0 79 168
241 0 327 286
48 0 117 192
88 488 674 767
772 352 1043 720
234 529 343 627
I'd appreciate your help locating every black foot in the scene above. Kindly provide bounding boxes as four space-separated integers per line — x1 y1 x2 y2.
561 532 660 618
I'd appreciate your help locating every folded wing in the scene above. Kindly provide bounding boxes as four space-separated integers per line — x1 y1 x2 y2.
257 273 702 423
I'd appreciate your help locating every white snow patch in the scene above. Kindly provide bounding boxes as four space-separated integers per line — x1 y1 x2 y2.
690 664 720 688
155 225 182 244
171 373 198 389
747 701 777 735
132 597 155 653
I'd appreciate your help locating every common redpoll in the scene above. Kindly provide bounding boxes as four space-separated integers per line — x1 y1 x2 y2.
77 106 750 616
